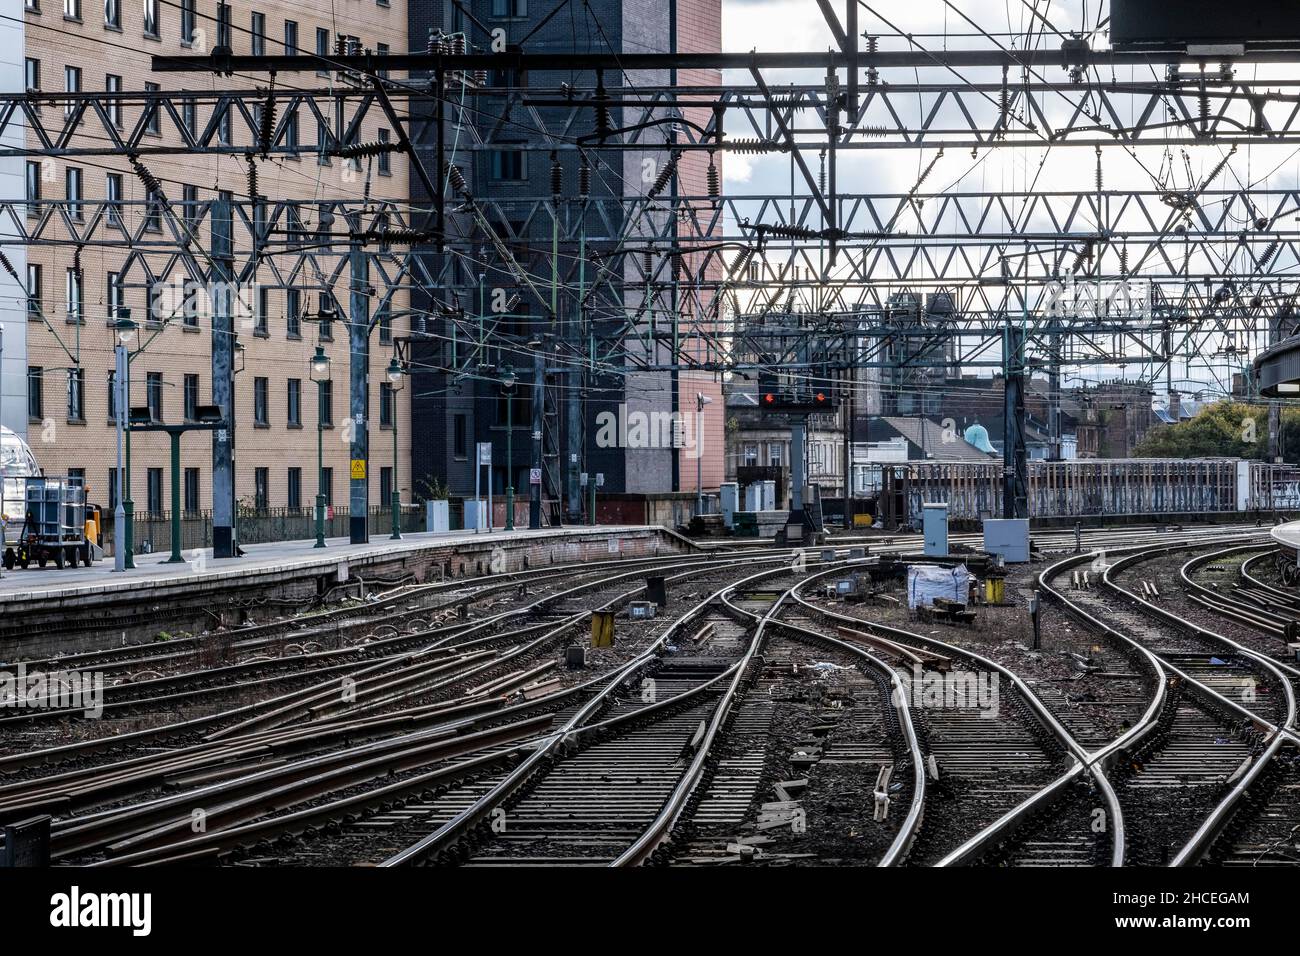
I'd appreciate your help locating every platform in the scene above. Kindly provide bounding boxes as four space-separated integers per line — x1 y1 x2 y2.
1270 520 1300 552
0 525 692 657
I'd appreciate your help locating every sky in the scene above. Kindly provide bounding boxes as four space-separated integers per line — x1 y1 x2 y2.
714 0 1300 399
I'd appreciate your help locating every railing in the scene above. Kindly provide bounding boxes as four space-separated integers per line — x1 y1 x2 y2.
99 505 425 555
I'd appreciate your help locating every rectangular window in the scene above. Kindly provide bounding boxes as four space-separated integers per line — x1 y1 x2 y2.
147 370 163 421
254 467 268 511
218 105 231 145
380 381 394 428
25 58 39 99
142 0 158 37
286 288 302 338
144 81 160 134
453 414 467 459
320 467 333 506
379 466 392 508
216 3 230 47
255 287 269 336
376 42 390 78
104 0 119 28
63 0 80 19
184 373 199 421
182 97 196 136
64 65 80 117
253 376 269 426
106 172 122 225
65 268 83 323
180 0 194 44
25 161 40 216
287 467 301 509
26 265 41 319
491 0 527 17
26 0 40 12
287 378 301 426
489 148 526 182
181 183 197 227
284 106 298 147
184 467 199 513
284 20 298 54
107 271 123 320
378 128 391 174
251 12 265 55
105 74 121 127
378 304 392 345
27 367 42 421
319 379 333 426
147 467 162 514
66 367 85 421
316 28 329 75
144 188 161 232
65 166 83 221
182 280 201 327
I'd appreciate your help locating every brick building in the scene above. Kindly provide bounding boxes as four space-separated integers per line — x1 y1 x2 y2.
11 0 409 525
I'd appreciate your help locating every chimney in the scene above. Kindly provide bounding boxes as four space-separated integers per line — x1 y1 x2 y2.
1167 389 1181 420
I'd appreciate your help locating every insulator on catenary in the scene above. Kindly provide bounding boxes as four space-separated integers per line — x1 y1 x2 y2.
446 162 468 196
647 152 679 199
258 91 277 158
550 154 563 197
729 246 754 278
643 247 654 276
579 159 591 198
246 157 259 201
1260 241 1279 268
707 154 720 199
0 250 13 278
129 156 162 196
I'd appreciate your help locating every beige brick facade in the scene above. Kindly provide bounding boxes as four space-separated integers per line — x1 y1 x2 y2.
21 0 410 516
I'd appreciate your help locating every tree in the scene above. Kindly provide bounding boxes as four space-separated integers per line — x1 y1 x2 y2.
1133 401 1269 460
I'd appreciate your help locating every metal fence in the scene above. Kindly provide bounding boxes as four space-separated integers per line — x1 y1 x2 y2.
100 505 425 555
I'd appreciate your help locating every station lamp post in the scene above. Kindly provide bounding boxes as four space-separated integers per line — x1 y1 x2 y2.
310 346 331 548
112 314 138 571
385 357 406 540
500 366 517 531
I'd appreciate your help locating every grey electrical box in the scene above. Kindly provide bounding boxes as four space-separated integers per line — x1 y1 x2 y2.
923 503 948 557
720 482 739 528
984 518 1030 563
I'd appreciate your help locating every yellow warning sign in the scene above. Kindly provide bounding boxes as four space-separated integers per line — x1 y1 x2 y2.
350 459 367 480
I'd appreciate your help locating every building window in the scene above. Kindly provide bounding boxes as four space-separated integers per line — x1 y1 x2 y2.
144 81 160 134
106 172 122 225
254 467 268 511
184 373 199 421
378 304 392 345
182 97 196 136
144 188 162 232
218 105 232 145
27 367 43 421
25 161 40 216
25 58 39 100
286 288 301 337
287 467 301 509
107 271 123 320
216 3 230 47
376 42 389 78
284 19 298 53
26 265 42 319
146 370 163 421
453 414 467 459
26 0 40 12
489 148 526 182
142 0 158 37
284 106 298 147
180 0 194 44
65 166 83 221
316 28 329 75
380 381 394 428
65 268 83 323
378 128 391 175
255 287 269 336
181 183 198 227
379 466 392 507
320 467 333 506
63 0 80 19
319 379 333 426
251 12 265 55
253 376 269 426
287 378 301 426
491 0 527 17
182 280 201 327
104 0 119 28
147 468 162 514
105 74 121 127
108 468 118 510
184 467 199 513
66 367 85 421
64 65 80 117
